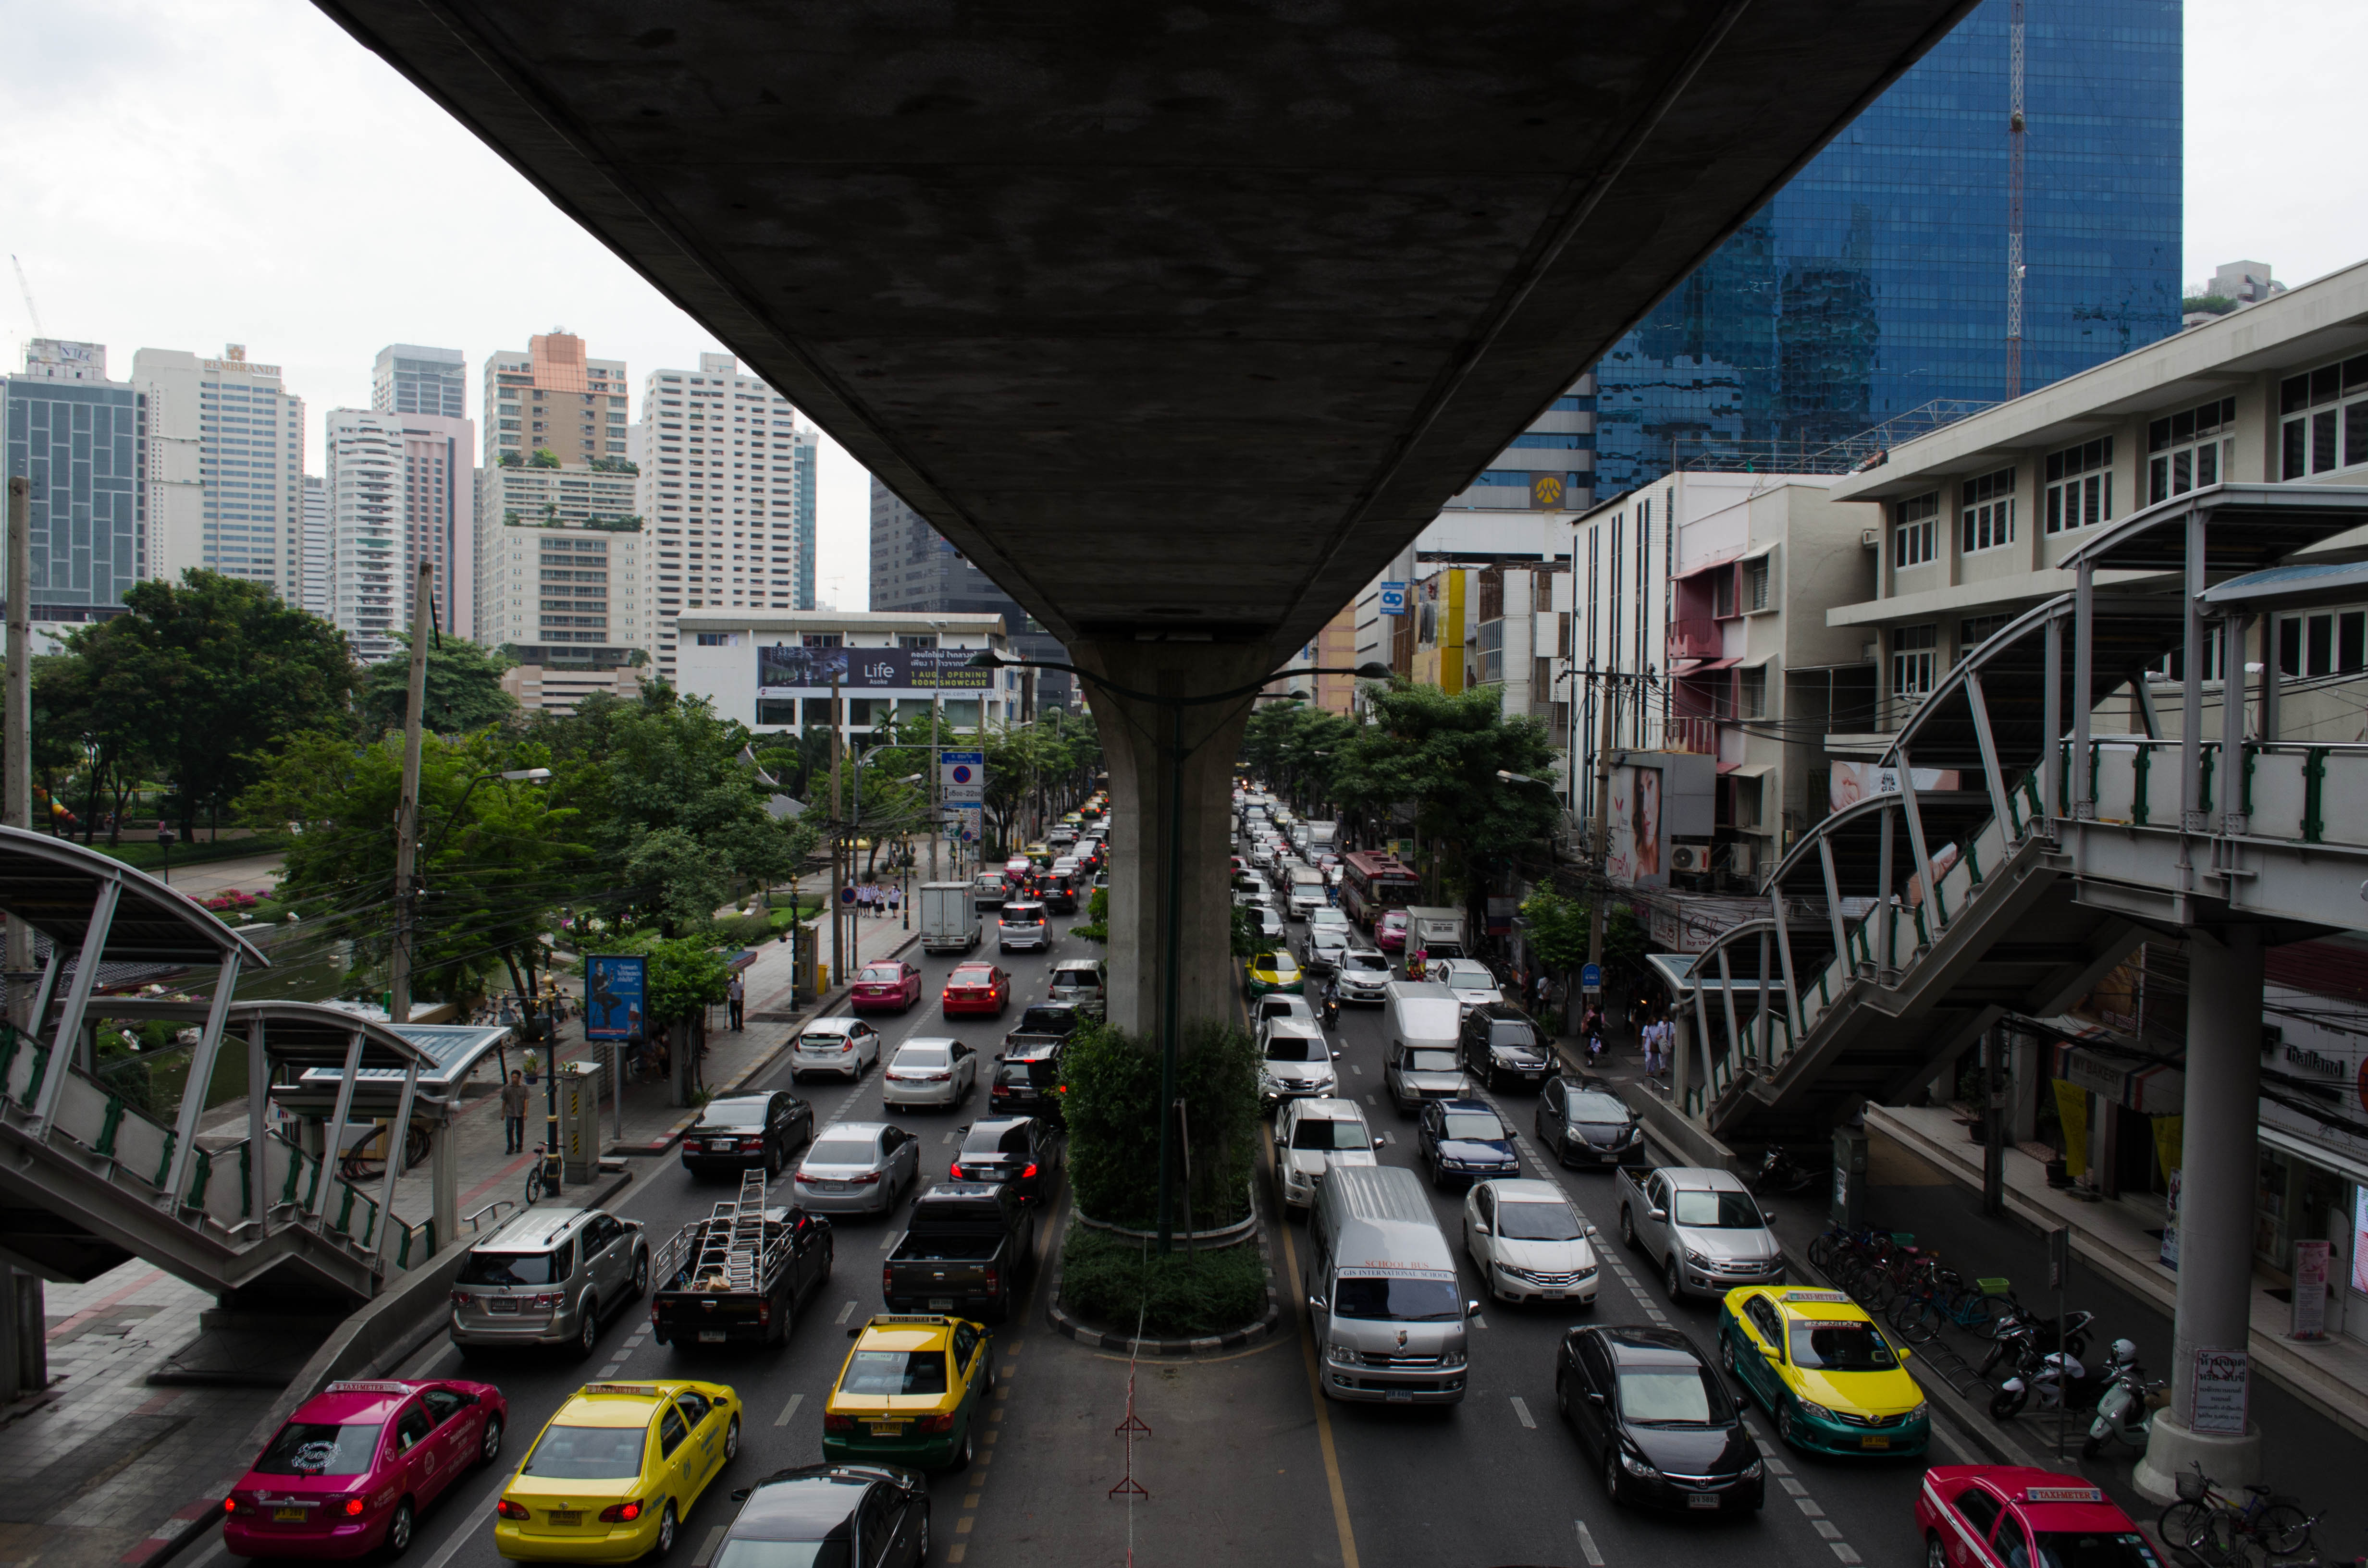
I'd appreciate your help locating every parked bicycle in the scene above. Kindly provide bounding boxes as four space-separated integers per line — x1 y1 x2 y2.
1888 1264 2018 1345
2160 1463 2318 1567
522 1142 559 1207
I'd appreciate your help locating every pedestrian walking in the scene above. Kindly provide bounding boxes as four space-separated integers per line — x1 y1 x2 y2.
1641 1018 1662 1077
501 1070 529 1154
1533 971 1552 1014
888 885 902 919
728 973 746 1031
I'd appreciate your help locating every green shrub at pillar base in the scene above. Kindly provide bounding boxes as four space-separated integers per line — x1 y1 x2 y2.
1061 1019 1258 1230
1059 1225 1267 1338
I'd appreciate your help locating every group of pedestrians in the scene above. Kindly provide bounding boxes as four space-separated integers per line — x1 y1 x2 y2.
851 883 903 918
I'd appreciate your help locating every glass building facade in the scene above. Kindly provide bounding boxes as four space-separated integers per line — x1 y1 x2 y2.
2 378 146 620
1590 0 2181 498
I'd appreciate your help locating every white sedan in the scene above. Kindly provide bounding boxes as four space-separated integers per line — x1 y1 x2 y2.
1463 1178 1601 1306
881 1038 980 1110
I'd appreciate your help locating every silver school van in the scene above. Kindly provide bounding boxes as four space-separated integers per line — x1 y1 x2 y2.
1307 1164 1475 1404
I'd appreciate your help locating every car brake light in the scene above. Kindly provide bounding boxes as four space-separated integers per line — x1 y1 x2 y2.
916 1412 956 1434
343 1497 366 1517
950 1163 964 1180
599 1500 643 1523
224 1497 240 1515
992 1084 1011 1098
984 1266 1000 1296
497 1499 530 1520
758 1299 772 1325
823 1412 855 1433
450 1290 471 1306
1022 1163 1038 1180
532 1292 561 1309
846 1172 880 1184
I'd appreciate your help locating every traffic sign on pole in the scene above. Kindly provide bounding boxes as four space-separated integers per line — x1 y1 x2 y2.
1580 963 1603 993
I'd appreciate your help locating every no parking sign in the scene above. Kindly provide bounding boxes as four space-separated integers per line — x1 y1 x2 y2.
941 750 985 806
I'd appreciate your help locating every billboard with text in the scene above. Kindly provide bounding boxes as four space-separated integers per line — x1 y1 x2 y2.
757 644 997 696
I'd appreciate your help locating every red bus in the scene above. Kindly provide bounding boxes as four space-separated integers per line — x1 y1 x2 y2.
1340 850 1421 929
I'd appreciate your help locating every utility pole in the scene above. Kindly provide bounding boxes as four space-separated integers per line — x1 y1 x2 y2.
829 675 844 988
5 478 30 1031
929 694 942 883
1583 666 1619 990
388 559 433 1025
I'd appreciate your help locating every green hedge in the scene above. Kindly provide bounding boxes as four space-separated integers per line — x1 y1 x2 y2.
1063 1019 1258 1229
1059 1225 1267 1338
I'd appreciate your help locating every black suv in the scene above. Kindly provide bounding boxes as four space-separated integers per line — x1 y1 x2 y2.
1458 1003 1554 1091
681 1090 815 1179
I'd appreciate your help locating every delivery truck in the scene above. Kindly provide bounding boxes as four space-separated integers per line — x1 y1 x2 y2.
920 881 981 955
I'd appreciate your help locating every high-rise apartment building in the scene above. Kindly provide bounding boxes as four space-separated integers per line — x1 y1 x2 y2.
1583 0 2181 498
301 474 329 617
481 332 629 468
132 345 306 596
373 344 467 419
473 459 648 649
324 408 474 662
635 353 818 681
2 341 145 630
868 478 1070 706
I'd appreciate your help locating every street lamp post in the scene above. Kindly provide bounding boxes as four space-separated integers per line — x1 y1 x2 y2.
969 650 1388 1251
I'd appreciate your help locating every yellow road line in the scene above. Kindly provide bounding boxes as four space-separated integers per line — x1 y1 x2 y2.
1268 1125 1362 1568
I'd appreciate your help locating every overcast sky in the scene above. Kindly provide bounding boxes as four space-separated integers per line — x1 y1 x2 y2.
0 0 2356 615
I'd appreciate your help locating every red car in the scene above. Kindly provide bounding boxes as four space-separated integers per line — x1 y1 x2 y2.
1916 1467 2162 1568
1377 910 1409 953
849 959 922 1013
942 962 1011 1017
225 1377 507 1558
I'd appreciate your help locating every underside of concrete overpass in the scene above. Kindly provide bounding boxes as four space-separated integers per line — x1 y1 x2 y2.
316 0 1979 1037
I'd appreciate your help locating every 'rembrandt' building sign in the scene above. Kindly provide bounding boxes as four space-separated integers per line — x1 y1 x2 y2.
756 644 996 695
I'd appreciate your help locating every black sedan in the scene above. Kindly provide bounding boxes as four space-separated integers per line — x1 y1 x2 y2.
1535 1075 1648 1168
1555 1324 1764 1512
1415 1100 1520 1189
720 1463 930 1567
681 1090 814 1180
949 1115 1061 1204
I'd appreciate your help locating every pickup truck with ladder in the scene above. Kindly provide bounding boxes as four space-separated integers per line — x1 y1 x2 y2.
649 1170 835 1348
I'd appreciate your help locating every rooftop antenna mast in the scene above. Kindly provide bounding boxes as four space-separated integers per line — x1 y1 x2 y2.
10 256 45 338
2005 0 2026 399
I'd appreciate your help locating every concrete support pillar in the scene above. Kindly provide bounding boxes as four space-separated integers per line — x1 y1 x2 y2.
1669 1010 1693 1113
430 1117 458 1255
1073 641 1274 1041
0 1268 44 1399
2008 1029 2039 1145
2136 925 2265 1501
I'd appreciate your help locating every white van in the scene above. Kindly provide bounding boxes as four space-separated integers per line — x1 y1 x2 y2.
1306 1164 1474 1404
1383 980 1468 1113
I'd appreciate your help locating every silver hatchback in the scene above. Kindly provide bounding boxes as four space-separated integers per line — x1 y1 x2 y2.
448 1206 649 1358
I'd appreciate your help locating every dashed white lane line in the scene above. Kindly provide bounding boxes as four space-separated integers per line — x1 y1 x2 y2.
1573 1519 1604 1567
775 1392 804 1427
693 1524 729 1565
1510 1396 1535 1429
836 1299 859 1325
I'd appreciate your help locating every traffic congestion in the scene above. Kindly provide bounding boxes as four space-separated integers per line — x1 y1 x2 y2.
206 784 2186 1568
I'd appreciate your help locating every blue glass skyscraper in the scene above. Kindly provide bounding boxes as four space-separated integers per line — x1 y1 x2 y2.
1588 0 2181 497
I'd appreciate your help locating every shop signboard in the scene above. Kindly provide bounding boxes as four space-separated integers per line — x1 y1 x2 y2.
758 644 996 695
1378 581 1408 615
2293 1239 2333 1341
2189 1348 2250 1435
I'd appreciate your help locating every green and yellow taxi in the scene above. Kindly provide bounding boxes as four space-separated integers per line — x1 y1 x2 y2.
1716 1286 1928 1456
823 1314 991 1470
1243 948 1304 997
495 1380 741 1561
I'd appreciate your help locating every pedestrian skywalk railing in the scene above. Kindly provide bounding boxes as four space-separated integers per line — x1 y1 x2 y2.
2079 736 2368 845
0 1021 434 1283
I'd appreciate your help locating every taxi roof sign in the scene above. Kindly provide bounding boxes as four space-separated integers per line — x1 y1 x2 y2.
1782 1290 1850 1303
870 1314 959 1327
2024 1486 2104 1504
324 1380 413 1395
580 1383 664 1397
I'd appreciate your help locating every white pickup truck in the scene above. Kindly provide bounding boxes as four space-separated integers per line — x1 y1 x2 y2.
1613 1164 1787 1302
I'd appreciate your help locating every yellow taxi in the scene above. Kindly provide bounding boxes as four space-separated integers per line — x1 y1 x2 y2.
1243 948 1304 997
1716 1286 1928 1456
495 1381 741 1560
823 1314 992 1471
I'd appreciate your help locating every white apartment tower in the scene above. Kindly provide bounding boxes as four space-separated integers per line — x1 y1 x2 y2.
301 474 329 617
324 407 475 661
132 345 306 596
635 353 819 680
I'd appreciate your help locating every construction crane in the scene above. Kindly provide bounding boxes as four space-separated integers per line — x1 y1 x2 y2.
2005 0 2026 400
10 255 44 339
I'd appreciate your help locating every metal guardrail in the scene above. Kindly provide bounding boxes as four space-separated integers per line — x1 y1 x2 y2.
465 1199 516 1234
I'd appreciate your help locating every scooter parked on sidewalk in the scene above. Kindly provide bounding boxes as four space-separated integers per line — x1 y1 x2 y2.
1991 1335 2131 1422
1748 1147 1819 1196
2082 1343 2166 1458
1979 1303 2097 1376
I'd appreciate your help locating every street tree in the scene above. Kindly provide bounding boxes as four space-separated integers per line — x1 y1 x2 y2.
359 633 518 737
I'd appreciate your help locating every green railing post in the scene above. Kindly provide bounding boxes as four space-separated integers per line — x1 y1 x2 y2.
95 1096 126 1159
2130 746 2150 825
2022 770 2046 828
18 1046 50 1110
335 1184 357 1237
240 1143 253 1220
185 1148 212 1210
1963 840 1984 888
282 1145 307 1206
0 1022 22 1088
2241 744 2257 820
2304 748 2330 844
2199 746 2215 820
154 1130 177 1191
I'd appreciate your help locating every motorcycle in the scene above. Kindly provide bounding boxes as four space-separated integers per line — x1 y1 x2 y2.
1319 991 1341 1031
1991 1334 2129 1423
1979 1304 2096 1376
2082 1344 2165 1458
1750 1148 1819 1196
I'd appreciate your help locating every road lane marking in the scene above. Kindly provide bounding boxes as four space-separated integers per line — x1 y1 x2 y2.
775 1392 804 1426
692 1525 728 1565
1510 1396 1535 1428
1796 1496 1826 1517
1574 1519 1604 1566
1832 1548 1862 1564
416 1498 500 1568
1779 1476 1807 1496
1815 1520 1844 1540
1270 1126 1364 1568
836 1300 858 1324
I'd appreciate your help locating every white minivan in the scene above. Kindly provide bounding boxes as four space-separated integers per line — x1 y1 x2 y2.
1306 1164 1474 1404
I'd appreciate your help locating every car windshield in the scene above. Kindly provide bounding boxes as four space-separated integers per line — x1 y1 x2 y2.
2030 1534 2159 1568
1617 1368 1732 1424
522 1422 648 1479
895 1047 950 1068
801 1026 854 1044
1265 1035 1324 1062
1332 1273 1463 1322
254 1421 383 1476
456 1249 562 1286
1290 1118 1370 1151
858 966 901 983
1498 1201 1585 1241
699 1102 770 1127
714 1541 854 1568
1487 1023 1542 1052
841 1349 949 1397
1344 954 1390 972
1670 1190 1765 1228
1015 1006 1073 1031
1405 1049 1459 1074
1569 1091 1631 1123
1788 1320 1899 1370
1004 909 1043 924
806 1138 878 1166
1053 970 1099 989
951 969 995 985
1441 1113 1505 1141
960 1124 1028 1156
1253 952 1295 972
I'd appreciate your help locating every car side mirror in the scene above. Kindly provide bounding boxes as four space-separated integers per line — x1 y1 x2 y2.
1648 1208 1667 1223
1585 1388 1606 1404
1896 1345 1912 1360
1762 1345 1782 1361
1465 1299 1481 1317
1307 1294 1328 1314
1472 1221 1490 1236
730 1489 752 1502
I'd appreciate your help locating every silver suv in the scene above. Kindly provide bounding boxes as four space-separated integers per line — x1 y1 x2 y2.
448 1206 649 1359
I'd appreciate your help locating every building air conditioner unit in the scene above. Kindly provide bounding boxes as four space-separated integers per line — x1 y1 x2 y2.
1728 841 1756 878
1670 844 1711 874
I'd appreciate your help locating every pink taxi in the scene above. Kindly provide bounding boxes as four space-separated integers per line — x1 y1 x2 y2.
850 959 923 1014
1377 910 1409 954
1916 1467 2165 1568
224 1377 508 1558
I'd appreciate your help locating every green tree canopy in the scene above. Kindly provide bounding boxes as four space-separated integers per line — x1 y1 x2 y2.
360 633 518 738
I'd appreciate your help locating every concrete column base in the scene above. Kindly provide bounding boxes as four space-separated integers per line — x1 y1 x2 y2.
2133 1414 2262 1504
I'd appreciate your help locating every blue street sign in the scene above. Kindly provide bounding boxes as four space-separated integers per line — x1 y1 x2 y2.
1378 580 1408 615
585 955 647 1041
839 886 858 904
1580 963 1603 992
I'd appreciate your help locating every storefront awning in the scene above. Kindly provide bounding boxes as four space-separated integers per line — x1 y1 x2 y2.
1719 762 1774 778
1676 657 1739 675
1675 552 1744 581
